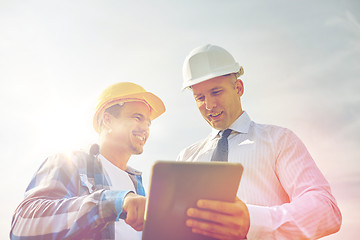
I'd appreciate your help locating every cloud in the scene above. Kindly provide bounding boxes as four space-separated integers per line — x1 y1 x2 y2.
326 10 360 36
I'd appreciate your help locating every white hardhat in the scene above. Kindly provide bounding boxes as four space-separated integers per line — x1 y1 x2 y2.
182 44 244 90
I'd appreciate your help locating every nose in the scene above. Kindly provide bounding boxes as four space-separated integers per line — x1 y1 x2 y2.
139 120 150 135
204 97 216 110
141 128 149 139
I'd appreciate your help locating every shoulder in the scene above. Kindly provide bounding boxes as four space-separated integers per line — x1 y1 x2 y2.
41 148 95 173
251 121 297 139
24 149 96 196
250 121 305 153
177 135 212 161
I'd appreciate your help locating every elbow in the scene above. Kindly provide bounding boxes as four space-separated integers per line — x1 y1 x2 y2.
332 205 342 234
10 213 24 239
323 201 342 237
312 197 343 238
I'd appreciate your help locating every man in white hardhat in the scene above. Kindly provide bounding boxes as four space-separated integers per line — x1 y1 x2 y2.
177 44 341 239
10 82 165 239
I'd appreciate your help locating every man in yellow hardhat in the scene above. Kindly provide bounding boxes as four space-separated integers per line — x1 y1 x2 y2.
10 82 165 240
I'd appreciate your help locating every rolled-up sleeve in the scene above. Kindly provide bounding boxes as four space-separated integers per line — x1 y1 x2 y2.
10 152 128 239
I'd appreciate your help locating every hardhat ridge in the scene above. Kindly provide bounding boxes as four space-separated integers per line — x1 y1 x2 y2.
182 44 244 90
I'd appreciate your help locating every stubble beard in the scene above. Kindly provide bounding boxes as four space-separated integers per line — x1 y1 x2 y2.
131 143 144 155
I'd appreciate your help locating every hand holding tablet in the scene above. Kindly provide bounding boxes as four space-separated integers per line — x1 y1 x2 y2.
186 196 250 239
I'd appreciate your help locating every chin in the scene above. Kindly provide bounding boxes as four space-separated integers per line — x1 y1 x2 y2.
211 123 226 130
132 147 144 155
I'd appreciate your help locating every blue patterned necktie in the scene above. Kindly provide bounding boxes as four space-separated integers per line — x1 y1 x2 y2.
211 129 232 162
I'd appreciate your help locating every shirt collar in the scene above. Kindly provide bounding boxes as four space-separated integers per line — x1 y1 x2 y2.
98 154 142 176
210 111 251 139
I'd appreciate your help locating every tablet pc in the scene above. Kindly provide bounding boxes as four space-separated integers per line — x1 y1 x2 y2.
142 161 244 240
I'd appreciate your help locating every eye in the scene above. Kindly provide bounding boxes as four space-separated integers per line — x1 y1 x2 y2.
212 90 222 96
133 115 142 121
196 96 205 102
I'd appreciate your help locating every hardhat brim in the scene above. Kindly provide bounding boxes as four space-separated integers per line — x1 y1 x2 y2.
93 91 165 133
182 65 243 90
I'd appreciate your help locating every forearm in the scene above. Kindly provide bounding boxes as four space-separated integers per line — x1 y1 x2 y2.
246 192 342 239
10 151 143 239
245 129 342 239
10 190 109 239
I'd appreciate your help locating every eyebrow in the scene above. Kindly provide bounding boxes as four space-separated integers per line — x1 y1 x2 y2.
194 87 222 97
210 87 222 91
132 113 152 125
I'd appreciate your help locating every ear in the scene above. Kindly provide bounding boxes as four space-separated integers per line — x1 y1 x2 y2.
102 112 113 132
234 79 244 97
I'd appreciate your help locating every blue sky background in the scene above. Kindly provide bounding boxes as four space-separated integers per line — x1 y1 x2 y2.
1 0 359 239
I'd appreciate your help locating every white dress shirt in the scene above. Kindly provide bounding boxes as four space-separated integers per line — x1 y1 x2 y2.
177 112 341 239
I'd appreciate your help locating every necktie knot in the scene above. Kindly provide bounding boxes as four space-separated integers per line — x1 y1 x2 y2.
221 129 232 139
211 129 232 162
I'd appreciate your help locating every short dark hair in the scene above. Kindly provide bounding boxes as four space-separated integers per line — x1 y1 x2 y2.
99 103 124 132
104 104 123 118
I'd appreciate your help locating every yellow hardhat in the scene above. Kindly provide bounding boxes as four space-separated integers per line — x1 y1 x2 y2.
93 82 166 133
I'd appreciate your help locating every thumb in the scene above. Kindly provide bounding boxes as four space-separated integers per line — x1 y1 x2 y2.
236 196 241 201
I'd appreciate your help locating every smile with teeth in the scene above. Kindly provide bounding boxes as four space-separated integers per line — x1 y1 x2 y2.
209 111 223 118
134 134 146 142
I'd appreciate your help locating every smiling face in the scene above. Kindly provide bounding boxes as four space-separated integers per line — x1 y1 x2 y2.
192 74 244 130
104 101 151 155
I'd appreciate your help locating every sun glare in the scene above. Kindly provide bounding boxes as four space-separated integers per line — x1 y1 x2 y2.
35 100 96 155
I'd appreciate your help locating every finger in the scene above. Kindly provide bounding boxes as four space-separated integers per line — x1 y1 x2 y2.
131 221 144 231
187 207 249 236
125 207 137 226
197 199 243 215
186 218 230 239
187 218 247 240
187 208 233 226
125 199 145 231
193 228 245 240
192 228 229 240
134 204 145 230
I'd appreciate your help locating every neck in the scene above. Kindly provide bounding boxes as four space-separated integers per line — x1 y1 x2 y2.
99 142 131 171
222 110 244 130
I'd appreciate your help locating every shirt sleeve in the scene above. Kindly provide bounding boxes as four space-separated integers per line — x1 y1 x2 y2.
246 129 342 239
10 152 129 239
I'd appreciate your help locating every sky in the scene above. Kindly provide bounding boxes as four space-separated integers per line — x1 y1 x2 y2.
0 0 359 239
